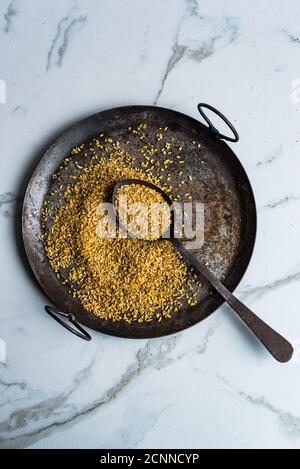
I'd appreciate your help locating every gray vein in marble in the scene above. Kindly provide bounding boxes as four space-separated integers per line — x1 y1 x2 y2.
260 195 300 210
0 354 96 448
140 24 150 62
186 0 200 17
12 105 27 114
197 320 219 354
46 11 87 71
0 312 219 448
135 403 174 448
0 337 179 448
154 34 186 105
0 378 26 396
0 192 22 217
12 105 21 113
0 319 219 448
0 379 38 412
240 271 300 302
218 375 300 437
256 144 283 167
189 17 239 62
154 15 239 104
154 1 194 106
3 0 17 34
0 193 19 205
281 29 300 44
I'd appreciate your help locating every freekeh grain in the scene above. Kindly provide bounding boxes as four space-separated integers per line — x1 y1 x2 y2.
42 125 201 323
115 183 171 240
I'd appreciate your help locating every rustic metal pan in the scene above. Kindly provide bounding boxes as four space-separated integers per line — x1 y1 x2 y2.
22 103 257 340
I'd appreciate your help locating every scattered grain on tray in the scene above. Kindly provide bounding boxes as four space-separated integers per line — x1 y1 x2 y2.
42 125 202 323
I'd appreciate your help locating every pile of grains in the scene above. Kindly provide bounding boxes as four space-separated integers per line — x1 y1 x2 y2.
42 123 201 323
115 183 171 240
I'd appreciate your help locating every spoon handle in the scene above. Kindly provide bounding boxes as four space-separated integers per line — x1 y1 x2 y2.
172 239 293 362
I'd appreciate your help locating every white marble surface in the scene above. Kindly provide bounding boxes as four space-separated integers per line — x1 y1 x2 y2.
1 0 300 449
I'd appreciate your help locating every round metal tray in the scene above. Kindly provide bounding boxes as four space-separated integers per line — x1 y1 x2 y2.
22 104 256 339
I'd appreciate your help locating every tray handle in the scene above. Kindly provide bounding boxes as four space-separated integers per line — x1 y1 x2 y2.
197 103 239 142
45 305 91 341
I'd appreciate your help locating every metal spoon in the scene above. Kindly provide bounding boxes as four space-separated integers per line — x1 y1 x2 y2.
112 179 293 363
